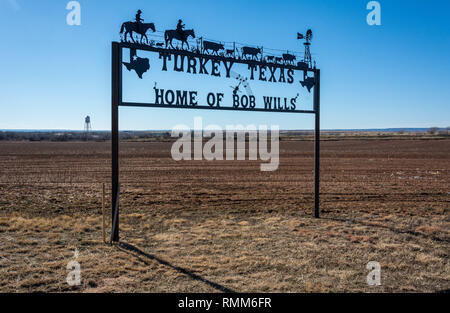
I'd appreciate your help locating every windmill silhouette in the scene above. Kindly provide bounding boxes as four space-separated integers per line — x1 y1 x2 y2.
297 29 313 68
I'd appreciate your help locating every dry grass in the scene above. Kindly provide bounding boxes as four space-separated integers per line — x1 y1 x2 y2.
0 139 449 292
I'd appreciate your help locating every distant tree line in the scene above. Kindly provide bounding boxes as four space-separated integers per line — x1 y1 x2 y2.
0 128 448 142
0 131 175 142
428 127 450 136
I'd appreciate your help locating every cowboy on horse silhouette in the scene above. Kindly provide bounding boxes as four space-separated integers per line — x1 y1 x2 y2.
164 19 195 49
120 10 156 44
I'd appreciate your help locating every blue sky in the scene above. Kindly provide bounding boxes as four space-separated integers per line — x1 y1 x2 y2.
0 0 449 130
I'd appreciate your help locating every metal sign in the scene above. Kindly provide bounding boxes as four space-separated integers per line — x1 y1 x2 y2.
111 11 321 243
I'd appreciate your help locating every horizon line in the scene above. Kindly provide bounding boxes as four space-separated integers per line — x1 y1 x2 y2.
1 127 448 133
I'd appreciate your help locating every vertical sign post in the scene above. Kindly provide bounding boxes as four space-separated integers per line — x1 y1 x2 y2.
313 69 320 218
111 42 122 243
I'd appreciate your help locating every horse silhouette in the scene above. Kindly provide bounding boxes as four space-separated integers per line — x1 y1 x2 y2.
164 29 195 49
120 22 156 44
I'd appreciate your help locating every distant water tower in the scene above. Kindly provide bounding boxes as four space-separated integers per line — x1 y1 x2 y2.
84 116 91 135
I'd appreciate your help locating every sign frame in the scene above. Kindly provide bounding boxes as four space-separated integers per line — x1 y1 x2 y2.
110 41 321 243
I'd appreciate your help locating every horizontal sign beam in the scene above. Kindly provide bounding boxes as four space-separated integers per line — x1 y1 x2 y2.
118 42 317 73
120 102 316 114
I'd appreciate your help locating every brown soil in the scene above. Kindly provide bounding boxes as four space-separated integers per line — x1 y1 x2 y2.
0 139 448 292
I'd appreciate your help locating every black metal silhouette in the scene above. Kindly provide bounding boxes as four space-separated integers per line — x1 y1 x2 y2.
176 19 185 34
300 76 315 92
164 28 195 49
296 61 309 70
230 82 242 95
118 15 317 72
203 40 225 55
266 55 275 62
225 49 235 57
120 22 156 44
298 29 313 68
136 10 143 24
241 46 261 60
282 53 296 65
120 40 313 81
118 13 317 73
122 48 149 79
